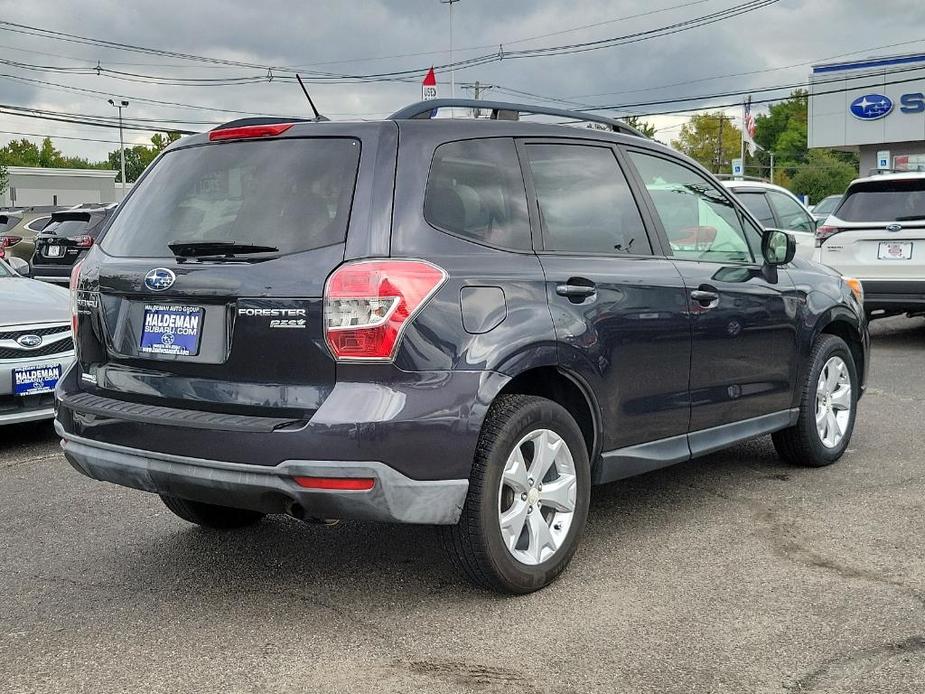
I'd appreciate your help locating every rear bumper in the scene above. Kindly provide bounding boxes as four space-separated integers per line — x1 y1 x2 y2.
861 279 925 312
31 264 74 284
57 423 468 525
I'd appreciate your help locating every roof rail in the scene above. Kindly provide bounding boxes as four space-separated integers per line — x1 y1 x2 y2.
387 99 647 138
714 174 770 183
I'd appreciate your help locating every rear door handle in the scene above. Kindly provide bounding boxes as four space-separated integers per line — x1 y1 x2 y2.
556 283 596 298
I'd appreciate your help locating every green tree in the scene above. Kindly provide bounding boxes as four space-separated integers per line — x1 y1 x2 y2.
754 90 808 162
622 115 657 139
788 150 857 204
0 138 41 167
38 137 64 168
672 112 741 173
108 131 183 182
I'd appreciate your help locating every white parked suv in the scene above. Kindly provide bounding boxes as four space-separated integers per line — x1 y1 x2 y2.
721 178 817 258
816 172 925 318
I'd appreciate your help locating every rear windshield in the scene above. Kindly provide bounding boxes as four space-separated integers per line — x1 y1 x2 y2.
813 195 841 216
837 179 925 222
0 214 22 233
43 218 92 237
101 138 361 257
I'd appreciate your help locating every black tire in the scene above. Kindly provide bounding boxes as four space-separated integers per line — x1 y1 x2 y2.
772 334 858 467
442 394 591 594
160 495 265 529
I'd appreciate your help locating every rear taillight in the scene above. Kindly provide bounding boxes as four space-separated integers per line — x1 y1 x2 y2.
324 259 447 361
209 123 294 141
0 235 22 248
69 261 82 338
70 234 93 249
815 225 842 248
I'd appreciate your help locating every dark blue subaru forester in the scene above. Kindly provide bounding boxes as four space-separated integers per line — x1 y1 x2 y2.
56 99 868 593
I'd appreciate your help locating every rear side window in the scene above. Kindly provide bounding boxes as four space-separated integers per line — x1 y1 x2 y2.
25 216 51 232
836 178 925 222
736 191 776 228
766 190 814 233
101 138 361 257
526 144 650 255
424 138 530 250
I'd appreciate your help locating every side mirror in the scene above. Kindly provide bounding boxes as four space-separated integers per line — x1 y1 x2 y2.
761 229 796 266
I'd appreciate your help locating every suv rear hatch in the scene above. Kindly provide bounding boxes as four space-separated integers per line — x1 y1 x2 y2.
818 177 925 279
75 130 366 423
33 209 112 270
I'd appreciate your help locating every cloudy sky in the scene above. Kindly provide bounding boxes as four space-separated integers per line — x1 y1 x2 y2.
0 0 923 162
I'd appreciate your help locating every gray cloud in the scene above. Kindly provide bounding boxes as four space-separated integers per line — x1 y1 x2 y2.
0 0 922 160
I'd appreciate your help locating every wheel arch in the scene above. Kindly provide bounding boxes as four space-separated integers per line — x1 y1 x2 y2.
809 305 867 395
492 365 602 466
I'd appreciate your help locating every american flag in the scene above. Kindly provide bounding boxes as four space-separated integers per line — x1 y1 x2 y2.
743 96 756 154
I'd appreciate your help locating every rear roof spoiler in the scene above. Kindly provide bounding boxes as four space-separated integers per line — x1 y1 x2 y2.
388 98 648 138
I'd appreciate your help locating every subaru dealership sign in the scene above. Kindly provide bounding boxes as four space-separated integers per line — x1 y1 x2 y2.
849 94 893 120
808 54 925 151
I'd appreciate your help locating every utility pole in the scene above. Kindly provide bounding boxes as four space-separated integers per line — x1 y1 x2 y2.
108 98 129 194
462 81 492 118
440 0 461 101
715 114 726 174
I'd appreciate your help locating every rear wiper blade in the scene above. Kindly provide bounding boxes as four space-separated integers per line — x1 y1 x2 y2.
168 240 279 257
893 215 925 221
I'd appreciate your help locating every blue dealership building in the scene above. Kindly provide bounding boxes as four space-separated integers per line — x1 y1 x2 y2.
809 52 925 175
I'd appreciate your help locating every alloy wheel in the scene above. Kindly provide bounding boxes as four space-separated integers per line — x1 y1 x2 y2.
497 429 577 566
815 355 852 449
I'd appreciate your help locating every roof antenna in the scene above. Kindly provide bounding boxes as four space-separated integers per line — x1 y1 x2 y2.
296 74 329 122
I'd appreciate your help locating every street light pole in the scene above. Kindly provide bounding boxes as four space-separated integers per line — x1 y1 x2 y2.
108 99 129 195
440 0 460 101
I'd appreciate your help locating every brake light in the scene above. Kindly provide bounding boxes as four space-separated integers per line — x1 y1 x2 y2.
292 476 375 491
209 123 294 141
69 261 82 337
815 225 843 248
324 259 447 361
70 234 93 248
0 235 22 248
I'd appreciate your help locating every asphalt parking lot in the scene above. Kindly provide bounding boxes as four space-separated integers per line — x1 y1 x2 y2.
1 316 923 694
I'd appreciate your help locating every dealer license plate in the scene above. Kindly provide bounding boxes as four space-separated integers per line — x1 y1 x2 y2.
13 363 62 396
139 304 204 356
878 241 912 260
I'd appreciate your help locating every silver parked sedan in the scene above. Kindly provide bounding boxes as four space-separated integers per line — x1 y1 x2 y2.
0 258 75 425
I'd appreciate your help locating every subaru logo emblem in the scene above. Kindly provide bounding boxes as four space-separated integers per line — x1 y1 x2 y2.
16 334 42 348
886 223 903 232
144 268 176 292
850 93 893 121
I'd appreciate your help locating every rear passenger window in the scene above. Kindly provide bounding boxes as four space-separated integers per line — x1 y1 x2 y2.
525 144 650 255
737 191 776 228
424 138 531 250
766 191 815 233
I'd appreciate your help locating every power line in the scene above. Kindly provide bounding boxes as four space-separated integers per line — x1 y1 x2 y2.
0 103 198 134
0 128 123 145
0 1 780 84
